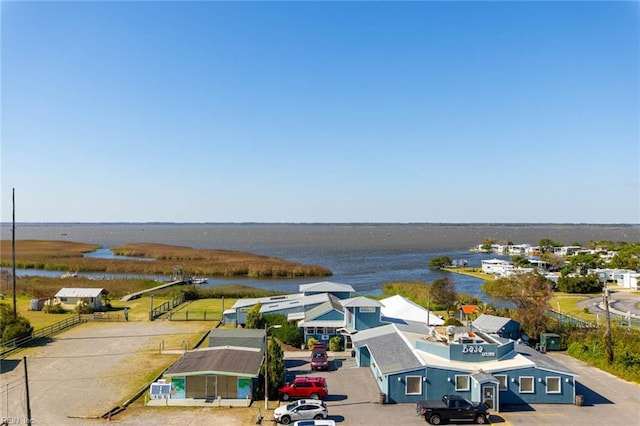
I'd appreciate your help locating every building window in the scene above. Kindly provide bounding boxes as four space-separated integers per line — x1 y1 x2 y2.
519 376 534 393
360 306 375 313
546 377 561 394
326 327 335 335
306 327 315 334
405 376 422 395
455 375 470 391
494 375 507 391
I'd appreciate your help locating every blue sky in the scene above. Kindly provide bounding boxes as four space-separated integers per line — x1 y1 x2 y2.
1 1 638 223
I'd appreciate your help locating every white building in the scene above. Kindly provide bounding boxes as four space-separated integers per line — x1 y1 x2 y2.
380 295 444 326
481 259 513 275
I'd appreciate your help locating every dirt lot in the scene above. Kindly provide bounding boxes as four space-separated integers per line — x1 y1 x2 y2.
0 320 212 425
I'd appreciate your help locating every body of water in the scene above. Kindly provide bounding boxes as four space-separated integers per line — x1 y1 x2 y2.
2 223 638 298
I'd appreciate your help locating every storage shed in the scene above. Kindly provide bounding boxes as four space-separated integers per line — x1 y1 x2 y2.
53 288 109 311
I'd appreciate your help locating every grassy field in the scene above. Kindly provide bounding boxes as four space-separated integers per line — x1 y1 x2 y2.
0 239 332 278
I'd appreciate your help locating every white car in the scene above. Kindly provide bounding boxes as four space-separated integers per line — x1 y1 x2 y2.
274 399 329 425
292 420 336 426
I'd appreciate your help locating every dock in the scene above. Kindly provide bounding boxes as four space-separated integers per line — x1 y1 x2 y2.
120 279 187 301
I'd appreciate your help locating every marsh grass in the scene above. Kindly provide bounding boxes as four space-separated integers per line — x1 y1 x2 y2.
0 240 332 278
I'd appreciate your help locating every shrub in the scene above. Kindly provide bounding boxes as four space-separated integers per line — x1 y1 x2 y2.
329 336 344 352
307 337 319 350
43 303 67 314
74 302 94 314
557 274 602 293
443 318 463 326
0 304 34 343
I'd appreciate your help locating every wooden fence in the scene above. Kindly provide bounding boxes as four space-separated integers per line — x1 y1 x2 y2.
150 293 186 320
0 314 85 358
167 310 221 321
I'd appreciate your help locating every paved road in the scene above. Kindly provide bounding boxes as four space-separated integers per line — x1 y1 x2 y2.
501 352 640 425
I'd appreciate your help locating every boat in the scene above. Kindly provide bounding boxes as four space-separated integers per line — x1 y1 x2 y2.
189 277 208 284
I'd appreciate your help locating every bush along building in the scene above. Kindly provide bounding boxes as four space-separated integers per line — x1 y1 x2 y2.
351 317 577 411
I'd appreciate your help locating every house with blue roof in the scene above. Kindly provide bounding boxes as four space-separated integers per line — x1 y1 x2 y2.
296 294 346 347
351 322 577 410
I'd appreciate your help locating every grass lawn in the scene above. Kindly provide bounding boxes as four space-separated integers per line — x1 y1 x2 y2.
7 294 236 329
549 293 599 323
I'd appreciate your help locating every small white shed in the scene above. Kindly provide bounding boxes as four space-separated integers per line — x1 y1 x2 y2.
54 287 109 311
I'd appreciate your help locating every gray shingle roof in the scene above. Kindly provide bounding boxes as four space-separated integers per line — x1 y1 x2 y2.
164 346 263 377
514 343 577 376
352 325 423 374
208 328 265 349
304 294 344 321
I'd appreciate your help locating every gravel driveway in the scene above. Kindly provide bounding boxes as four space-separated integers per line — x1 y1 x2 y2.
0 321 208 425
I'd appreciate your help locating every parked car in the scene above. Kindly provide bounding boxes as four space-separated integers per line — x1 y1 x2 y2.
416 394 489 425
311 342 329 371
278 377 328 401
274 399 329 425
292 420 336 426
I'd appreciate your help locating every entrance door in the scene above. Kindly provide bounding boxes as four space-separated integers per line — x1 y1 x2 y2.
482 385 495 410
206 375 217 399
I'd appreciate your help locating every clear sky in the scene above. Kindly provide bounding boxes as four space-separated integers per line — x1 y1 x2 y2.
1 1 638 223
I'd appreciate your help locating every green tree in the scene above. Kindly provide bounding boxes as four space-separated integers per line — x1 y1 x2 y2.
511 255 531 268
480 238 495 252
540 252 566 271
266 339 284 400
557 274 602 294
255 338 285 401
245 303 266 329
539 238 562 251
482 273 553 339
564 252 605 275
430 277 457 317
0 304 33 343
429 256 452 269
265 314 303 348
609 243 640 270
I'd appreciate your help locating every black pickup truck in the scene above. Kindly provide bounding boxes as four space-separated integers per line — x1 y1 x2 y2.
416 395 489 425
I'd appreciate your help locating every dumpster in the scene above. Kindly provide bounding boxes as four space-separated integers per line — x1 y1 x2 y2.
540 333 562 351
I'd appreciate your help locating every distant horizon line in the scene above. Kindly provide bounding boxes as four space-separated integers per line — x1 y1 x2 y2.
0 221 638 226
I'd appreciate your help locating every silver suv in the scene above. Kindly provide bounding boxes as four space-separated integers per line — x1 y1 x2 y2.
274 399 329 425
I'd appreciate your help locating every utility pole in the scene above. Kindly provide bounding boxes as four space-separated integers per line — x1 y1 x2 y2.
603 286 614 364
12 188 17 319
24 357 31 424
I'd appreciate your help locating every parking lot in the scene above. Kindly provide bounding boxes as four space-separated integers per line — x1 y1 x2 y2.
282 352 428 425
282 351 640 426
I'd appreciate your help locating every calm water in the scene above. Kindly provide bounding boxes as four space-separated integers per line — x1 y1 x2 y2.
2 223 638 298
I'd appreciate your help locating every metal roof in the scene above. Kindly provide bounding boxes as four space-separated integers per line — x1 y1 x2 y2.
55 288 108 298
299 281 355 293
472 314 518 333
380 295 444 326
341 296 383 308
